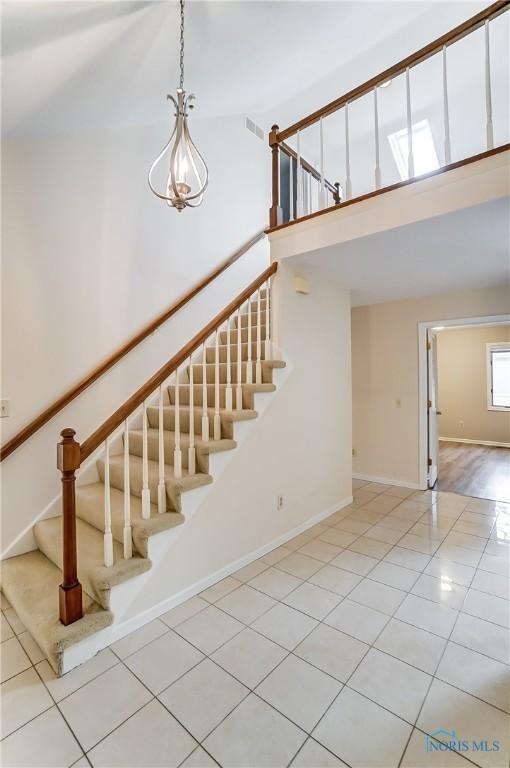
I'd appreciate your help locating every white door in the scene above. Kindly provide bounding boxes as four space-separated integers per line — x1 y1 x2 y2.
427 330 440 488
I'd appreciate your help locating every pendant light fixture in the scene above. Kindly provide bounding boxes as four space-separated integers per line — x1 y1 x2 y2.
148 0 208 211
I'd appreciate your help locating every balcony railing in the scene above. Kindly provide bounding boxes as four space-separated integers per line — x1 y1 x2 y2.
268 0 509 230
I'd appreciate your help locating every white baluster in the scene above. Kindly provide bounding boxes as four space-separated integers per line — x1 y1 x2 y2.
256 289 262 383
173 367 182 478
265 278 271 359
225 320 233 411
123 419 132 559
296 130 302 218
103 437 114 567
485 20 494 150
319 117 326 209
202 342 209 440
157 382 166 514
442 45 451 165
141 399 150 519
405 67 414 178
188 356 195 475
308 172 312 214
374 87 381 189
246 299 253 384
214 329 221 440
236 308 243 409
345 102 352 200
289 154 294 221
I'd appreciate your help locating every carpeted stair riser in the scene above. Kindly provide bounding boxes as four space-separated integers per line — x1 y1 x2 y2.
168 383 276 409
34 517 151 610
236 313 267 329
247 296 268 311
188 360 277 385
128 429 236 473
146 405 258 439
219 327 258 344
75 483 184 557
205 342 265 364
97 454 212 513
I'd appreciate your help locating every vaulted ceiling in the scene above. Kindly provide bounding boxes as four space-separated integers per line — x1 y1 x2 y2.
2 0 490 136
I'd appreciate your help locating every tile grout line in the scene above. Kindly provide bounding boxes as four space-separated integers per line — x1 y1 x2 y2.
396 535 484 768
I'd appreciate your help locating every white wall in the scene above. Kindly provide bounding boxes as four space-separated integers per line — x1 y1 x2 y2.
437 324 510 444
351 285 510 487
1 113 270 555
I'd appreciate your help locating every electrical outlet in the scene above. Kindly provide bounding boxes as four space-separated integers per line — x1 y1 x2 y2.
0 399 9 418
277 495 284 511
352 448 357 458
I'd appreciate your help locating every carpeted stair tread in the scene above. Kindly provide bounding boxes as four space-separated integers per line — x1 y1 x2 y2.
146 406 258 439
76 483 184 557
1 550 113 675
188 360 285 385
129 430 236 471
97 454 213 513
219 327 262 344
34 516 151 609
205 343 268 363
236 312 267 328
168 382 276 409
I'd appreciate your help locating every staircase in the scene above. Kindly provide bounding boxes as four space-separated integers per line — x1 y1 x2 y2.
1 278 285 675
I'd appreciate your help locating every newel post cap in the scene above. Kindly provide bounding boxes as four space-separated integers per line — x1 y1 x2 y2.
269 124 280 146
57 428 81 473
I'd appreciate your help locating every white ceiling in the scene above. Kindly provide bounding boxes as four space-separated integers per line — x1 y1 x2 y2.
295 197 510 306
1 0 491 136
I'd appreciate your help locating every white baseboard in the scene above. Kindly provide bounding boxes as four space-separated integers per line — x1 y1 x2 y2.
352 472 423 490
439 437 510 449
62 493 354 673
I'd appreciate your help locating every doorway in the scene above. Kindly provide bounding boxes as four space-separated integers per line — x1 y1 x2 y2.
419 315 510 503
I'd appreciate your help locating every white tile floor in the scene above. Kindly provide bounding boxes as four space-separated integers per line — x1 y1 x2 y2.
1 482 510 767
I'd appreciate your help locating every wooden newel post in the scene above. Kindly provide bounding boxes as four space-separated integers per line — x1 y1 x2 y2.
57 428 83 625
333 182 341 205
269 124 282 229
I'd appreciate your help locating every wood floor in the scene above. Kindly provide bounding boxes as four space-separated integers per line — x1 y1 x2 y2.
437 441 510 503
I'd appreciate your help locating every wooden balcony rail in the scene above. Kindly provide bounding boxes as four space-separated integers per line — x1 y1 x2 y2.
0 230 266 463
268 0 509 230
58 261 278 624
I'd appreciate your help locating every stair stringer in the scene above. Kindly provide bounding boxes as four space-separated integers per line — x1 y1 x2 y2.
61 362 301 672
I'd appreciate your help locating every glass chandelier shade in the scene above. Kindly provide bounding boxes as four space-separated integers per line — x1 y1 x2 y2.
148 0 208 211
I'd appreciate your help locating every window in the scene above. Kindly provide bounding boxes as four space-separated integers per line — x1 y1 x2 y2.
388 119 439 180
487 343 510 410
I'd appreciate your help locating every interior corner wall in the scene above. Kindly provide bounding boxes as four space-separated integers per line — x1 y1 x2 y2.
436 324 510 445
1 113 269 555
351 284 510 487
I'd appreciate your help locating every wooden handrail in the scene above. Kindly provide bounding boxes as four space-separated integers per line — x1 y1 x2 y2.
0 230 266 462
80 262 278 462
277 0 509 141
